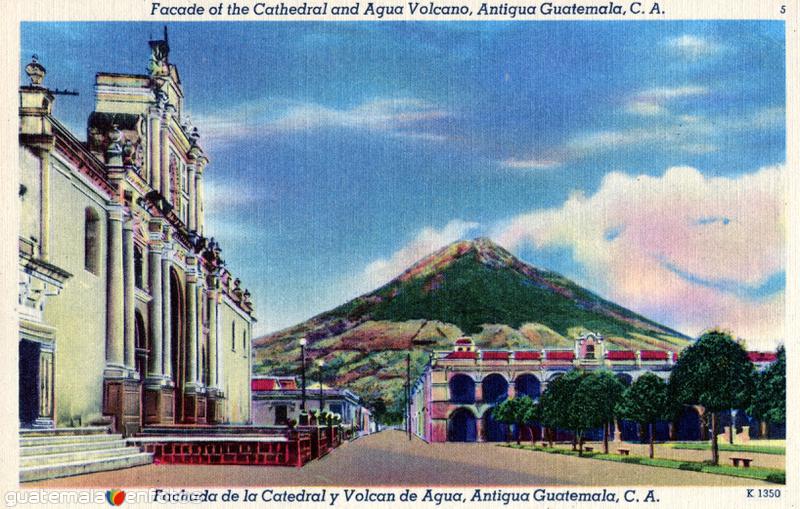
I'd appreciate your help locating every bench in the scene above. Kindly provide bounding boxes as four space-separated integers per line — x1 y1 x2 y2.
730 456 753 468
617 448 630 456
541 442 549 448
584 446 594 452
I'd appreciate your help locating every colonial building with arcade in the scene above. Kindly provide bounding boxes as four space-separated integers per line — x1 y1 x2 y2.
18 31 255 437
409 335 779 444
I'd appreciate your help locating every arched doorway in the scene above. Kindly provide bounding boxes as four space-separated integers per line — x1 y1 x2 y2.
514 374 540 399
677 406 702 441
448 408 477 442
483 407 508 442
481 374 508 404
449 374 476 404
169 269 187 422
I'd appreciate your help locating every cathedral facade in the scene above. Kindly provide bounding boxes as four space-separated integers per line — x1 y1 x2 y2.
18 31 255 436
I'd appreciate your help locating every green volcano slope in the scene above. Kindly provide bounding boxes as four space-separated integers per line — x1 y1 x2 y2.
253 238 690 422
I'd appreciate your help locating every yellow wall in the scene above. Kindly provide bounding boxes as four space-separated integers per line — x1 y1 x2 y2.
19 147 41 244
42 155 109 426
220 299 251 423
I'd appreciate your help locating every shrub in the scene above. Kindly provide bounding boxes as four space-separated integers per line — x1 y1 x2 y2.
766 473 786 484
678 462 703 472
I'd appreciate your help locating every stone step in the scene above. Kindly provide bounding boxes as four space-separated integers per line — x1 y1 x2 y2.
21 447 139 468
21 433 124 448
21 439 128 457
20 426 110 437
20 452 153 483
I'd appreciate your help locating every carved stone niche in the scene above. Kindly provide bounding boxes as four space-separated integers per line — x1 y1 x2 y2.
87 112 145 170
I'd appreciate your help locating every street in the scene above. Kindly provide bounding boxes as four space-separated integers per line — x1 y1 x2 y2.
27 430 767 487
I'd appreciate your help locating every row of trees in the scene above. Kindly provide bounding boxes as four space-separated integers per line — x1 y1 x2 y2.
492 331 785 465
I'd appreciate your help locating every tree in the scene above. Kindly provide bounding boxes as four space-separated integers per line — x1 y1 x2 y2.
669 330 755 465
748 346 785 436
492 395 537 445
617 373 671 458
540 370 585 448
569 371 625 455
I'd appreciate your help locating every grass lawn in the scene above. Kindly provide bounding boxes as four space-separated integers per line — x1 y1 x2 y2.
502 443 785 484
667 442 785 456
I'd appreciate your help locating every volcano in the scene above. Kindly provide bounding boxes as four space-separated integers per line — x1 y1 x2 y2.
253 238 690 422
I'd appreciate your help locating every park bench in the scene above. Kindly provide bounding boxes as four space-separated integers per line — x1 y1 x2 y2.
730 456 753 468
584 446 593 452
617 448 630 456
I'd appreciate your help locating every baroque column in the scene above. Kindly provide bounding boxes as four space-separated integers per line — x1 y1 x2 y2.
105 207 125 372
187 161 196 231
207 286 218 389
186 266 198 385
161 247 173 380
148 107 162 193
160 107 173 203
147 233 163 379
122 216 136 372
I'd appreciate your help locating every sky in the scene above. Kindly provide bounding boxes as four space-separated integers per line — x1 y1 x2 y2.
21 21 786 348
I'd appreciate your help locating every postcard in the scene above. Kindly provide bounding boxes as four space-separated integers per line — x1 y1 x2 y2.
1 0 796 507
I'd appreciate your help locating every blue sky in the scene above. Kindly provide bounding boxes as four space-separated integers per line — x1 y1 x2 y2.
21 21 786 347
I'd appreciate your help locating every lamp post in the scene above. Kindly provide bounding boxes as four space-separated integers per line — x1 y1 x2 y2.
299 337 307 412
316 358 325 416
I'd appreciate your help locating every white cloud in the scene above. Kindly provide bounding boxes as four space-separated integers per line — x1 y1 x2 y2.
666 35 723 59
501 158 562 170
191 97 451 147
625 85 708 116
493 165 785 347
355 219 480 294
203 180 261 215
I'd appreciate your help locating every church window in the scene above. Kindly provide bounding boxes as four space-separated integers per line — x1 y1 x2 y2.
232 321 236 351
84 207 100 274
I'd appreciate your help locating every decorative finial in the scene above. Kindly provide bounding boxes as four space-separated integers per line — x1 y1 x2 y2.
25 55 46 86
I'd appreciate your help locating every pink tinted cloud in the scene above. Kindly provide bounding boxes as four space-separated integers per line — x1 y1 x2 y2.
493 165 785 347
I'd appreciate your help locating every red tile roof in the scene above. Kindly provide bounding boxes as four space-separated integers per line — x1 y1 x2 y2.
513 351 541 361
546 350 575 361
455 338 473 345
446 351 479 359
482 351 510 360
606 350 636 361
251 378 277 391
640 350 669 361
748 352 778 363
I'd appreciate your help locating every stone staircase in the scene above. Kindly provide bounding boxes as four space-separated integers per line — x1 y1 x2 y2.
20 426 153 483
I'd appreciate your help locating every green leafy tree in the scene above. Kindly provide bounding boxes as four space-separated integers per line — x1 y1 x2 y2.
570 371 626 454
669 330 755 465
492 395 537 445
748 346 785 435
523 401 542 445
617 373 671 458
540 370 585 448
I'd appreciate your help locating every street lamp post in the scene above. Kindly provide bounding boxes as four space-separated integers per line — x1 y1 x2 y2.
299 337 307 412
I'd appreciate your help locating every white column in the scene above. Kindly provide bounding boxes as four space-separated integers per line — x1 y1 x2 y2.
106 207 125 371
161 251 173 380
208 288 218 388
187 163 196 231
160 109 172 202
148 110 161 192
122 216 136 372
186 271 198 385
148 242 163 378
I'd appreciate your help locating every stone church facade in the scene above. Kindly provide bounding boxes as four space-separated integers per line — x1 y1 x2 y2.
18 31 254 436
